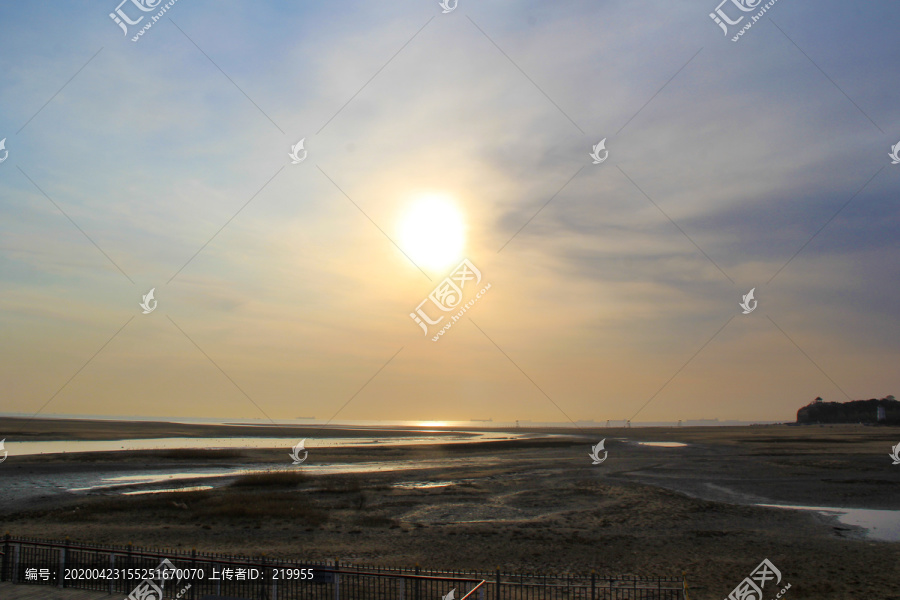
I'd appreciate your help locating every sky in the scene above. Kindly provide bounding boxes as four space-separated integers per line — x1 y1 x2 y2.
0 0 898 424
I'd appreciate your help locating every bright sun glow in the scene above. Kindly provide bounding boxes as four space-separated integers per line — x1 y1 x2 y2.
398 195 465 272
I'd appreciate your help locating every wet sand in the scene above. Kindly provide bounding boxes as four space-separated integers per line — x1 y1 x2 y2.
1 421 899 599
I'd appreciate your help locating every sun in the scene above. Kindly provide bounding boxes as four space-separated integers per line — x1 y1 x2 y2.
398 195 465 272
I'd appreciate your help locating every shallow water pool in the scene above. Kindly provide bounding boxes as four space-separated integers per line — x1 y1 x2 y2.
758 503 900 542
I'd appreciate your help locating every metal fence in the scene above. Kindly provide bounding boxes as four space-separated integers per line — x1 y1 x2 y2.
0 536 683 600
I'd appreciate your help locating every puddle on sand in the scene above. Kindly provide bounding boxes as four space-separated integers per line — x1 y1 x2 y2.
758 504 900 542
69 470 242 492
123 486 213 495
635 442 688 448
393 481 456 489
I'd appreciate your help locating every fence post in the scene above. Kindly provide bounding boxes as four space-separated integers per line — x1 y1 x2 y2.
682 571 690 600
11 543 19 583
58 538 67 589
2 533 9 582
260 554 269 600
495 567 500 600
126 542 133 590
189 548 197 600
266 555 277 600
109 552 116 595
334 558 340 600
399 576 405 600
591 571 596 600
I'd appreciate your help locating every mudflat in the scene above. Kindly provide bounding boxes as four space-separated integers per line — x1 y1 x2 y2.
0 420 898 599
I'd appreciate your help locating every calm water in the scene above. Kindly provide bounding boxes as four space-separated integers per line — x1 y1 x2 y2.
757 503 900 542
3 431 530 457
635 441 688 447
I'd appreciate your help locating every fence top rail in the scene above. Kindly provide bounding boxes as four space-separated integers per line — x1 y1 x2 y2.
499 582 684 590
4 537 194 556
348 563 681 579
349 574 485 584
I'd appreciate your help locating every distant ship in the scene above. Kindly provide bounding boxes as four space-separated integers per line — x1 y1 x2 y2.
471 418 493 422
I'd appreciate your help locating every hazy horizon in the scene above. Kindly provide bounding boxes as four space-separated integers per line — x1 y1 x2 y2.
0 410 788 427
2 1 898 425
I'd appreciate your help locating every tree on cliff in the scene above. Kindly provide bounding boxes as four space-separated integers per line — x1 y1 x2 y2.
796 396 899 424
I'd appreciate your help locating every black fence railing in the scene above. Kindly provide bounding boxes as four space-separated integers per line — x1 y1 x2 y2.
0 535 684 600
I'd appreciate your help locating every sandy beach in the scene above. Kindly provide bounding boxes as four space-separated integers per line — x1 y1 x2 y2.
1 419 899 599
